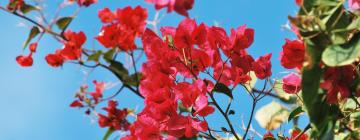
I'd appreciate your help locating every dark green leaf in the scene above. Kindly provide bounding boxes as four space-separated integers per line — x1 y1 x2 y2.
229 110 235 115
123 72 143 86
221 127 228 132
87 50 102 62
103 49 116 62
109 61 129 81
322 33 360 66
20 4 38 14
213 83 233 99
24 26 40 49
102 128 114 140
56 17 73 30
288 106 304 122
179 136 197 140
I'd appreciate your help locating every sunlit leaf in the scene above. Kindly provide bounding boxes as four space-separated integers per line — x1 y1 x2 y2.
255 101 289 130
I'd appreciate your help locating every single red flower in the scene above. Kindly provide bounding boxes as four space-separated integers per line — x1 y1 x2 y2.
16 53 33 67
320 65 355 104
116 6 148 36
287 129 309 140
282 73 301 94
229 25 254 51
90 80 105 103
29 43 37 53
174 18 197 49
263 131 274 140
280 39 305 69
98 100 130 130
45 51 65 67
252 53 272 79
73 0 97 7
61 30 86 60
145 0 194 17
174 0 194 17
295 0 303 6
98 8 116 23
167 115 208 138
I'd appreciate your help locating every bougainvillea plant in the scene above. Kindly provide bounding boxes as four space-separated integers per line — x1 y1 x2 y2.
2 0 360 139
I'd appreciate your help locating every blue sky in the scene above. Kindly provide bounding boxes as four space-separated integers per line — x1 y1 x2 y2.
0 0 305 139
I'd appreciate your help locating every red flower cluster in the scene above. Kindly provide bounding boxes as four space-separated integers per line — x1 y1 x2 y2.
262 130 309 140
121 18 271 139
45 30 86 67
68 0 97 7
280 39 305 70
70 80 106 108
96 6 148 51
320 66 357 104
144 0 194 17
16 43 37 67
98 100 131 131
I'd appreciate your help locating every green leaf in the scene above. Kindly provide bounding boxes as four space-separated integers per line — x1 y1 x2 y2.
322 33 360 66
56 17 73 30
103 49 116 62
255 101 289 130
109 61 129 81
229 110 235 115
123 72 143 86
23 26 40 49
288 106 304 122
213 83 233 99
20 4 38 14
87 50 102 62
179 136 197 140
102 128 114 140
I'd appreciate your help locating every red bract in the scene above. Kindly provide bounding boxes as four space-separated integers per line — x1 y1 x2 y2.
295 0 303 6
174 18 197 49
117 6 148 36
280 39 305 69
123 114 163 140
349 0 360 10
7 0 24 11
45 51 65 67
70 100 84 108
96 6 147 51
174 0 194 17
98 8 116 23
90 80 105 103
229 25 254 51
98 100 130 130
29 43 37 53
282 73 301 94
252 53 272 79
287 129 309 140
145 0 194 17
320 65 355 104
61 30 86 60
16 54 33 67
167 115 208 138
263 131 274 140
